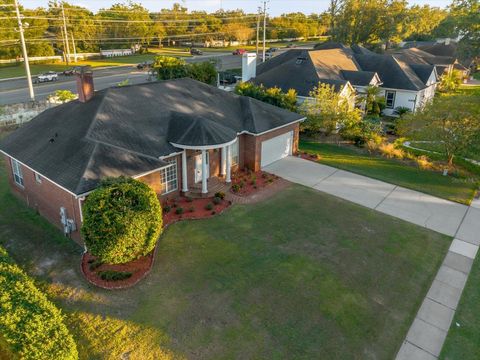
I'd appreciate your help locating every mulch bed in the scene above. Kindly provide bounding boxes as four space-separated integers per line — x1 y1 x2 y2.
299 152 320 162
81 251 155 290
161 196 231 227
229 170 280 196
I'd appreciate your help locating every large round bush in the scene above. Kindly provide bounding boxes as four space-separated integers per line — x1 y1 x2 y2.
81 177 163 264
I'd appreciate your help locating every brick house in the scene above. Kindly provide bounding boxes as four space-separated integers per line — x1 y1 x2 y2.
0 70 304 243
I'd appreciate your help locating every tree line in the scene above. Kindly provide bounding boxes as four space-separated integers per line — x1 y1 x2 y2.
1 0 477 60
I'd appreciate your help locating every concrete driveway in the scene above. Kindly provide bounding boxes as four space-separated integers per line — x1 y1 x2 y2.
264 156 468 237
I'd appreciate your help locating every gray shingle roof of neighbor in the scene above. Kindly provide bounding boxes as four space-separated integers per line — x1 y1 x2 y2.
354 53 430 91
253 45 434 94
253 48 359 96
340 70 378 86
0 78 303 195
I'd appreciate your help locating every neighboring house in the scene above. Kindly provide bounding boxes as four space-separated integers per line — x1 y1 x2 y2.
0 70 304 243
253 48 381 109
390 47 469 78
252 43 438 116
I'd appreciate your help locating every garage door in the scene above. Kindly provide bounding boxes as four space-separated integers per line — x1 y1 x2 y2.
261 131 293 168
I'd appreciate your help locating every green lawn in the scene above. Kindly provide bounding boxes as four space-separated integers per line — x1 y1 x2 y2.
300 141 478 205
441 254 480 360
409 141 480 162
0 159 451 359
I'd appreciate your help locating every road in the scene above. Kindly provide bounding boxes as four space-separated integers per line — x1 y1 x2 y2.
0 53 243 105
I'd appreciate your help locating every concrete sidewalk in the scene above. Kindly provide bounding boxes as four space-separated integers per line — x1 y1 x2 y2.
264 156 480 359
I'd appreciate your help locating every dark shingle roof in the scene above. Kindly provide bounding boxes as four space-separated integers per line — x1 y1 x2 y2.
354 54 428 91
254 48 358 96
253 45 435 95
340 70 378 86
0 78 303 195
409 64 437 84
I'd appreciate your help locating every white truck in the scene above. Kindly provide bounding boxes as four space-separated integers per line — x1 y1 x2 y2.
35 71 58 83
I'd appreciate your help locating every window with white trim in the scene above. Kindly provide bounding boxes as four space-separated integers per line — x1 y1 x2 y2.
11 159 24 187
159 159 178 195
385 91 396 109
34 172 42 184
231 140 239 166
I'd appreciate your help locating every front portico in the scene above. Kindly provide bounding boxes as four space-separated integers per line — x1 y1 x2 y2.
176 139 236 195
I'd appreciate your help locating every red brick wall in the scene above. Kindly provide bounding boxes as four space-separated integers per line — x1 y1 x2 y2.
3 155 83 244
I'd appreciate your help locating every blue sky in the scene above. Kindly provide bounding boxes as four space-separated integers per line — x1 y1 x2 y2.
20 0 451 15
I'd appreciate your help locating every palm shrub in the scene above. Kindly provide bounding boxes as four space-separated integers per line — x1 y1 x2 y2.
0 246 78 360
81 177 163 264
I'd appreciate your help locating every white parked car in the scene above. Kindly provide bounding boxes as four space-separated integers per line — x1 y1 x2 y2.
35 71 58 83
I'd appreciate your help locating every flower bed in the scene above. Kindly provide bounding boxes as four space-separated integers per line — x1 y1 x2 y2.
161 194 231 226
229 170 279 196
81 251 154 290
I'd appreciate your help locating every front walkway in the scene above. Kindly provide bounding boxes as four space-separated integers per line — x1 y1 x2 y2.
264 156 480 360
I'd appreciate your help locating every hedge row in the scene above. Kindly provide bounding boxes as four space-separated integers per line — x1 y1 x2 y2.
0 246 78 360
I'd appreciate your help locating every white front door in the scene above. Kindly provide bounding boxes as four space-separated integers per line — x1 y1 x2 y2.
195 153 209 183
261 131 293 168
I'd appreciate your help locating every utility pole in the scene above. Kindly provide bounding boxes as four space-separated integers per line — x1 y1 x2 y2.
61 4 71 65
71 33 77 63
256 7 261 55
14 0 34 101
262 0 267 62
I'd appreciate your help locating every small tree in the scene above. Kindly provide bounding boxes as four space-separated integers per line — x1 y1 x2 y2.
48 89 76 103
82 177 163 264
300 83 359 134
234 82 298 112
362 85 385 115
438 69 462 93
187 61 218 85
398 93 480 165
153 56 218 85
154 56 188 80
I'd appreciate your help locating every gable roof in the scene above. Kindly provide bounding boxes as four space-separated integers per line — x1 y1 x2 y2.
254 48 360 96
254 45 435 95
0 78 303 195
354 53 430 91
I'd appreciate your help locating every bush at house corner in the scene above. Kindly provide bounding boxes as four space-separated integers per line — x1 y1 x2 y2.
0 246 78 360
81 177 163 265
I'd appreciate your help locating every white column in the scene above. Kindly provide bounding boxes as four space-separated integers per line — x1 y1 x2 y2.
201 149 208 194
181 150 188 193
226 145 231 183
221 146 227 176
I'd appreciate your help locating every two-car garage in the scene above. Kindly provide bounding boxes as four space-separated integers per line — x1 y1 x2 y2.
260 131 294 168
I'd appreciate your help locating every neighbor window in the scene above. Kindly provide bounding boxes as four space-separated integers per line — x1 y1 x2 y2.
11 159 24 187
231 140 239 166
160 159 177 195
385 91 396 109
34 172 42 184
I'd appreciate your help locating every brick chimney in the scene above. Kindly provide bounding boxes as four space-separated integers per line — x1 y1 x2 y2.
75 66 94 103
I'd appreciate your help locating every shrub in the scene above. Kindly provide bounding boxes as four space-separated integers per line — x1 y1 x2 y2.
0 246 78 360
231 184 240 193
416 155 434 170
98 270 133 281
214 192 225 200
163 205 171 213
82 177 163 265
175 207 184 215
188 206 195 213
379 143 405 159
205 203 214 211
213 196 222 205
